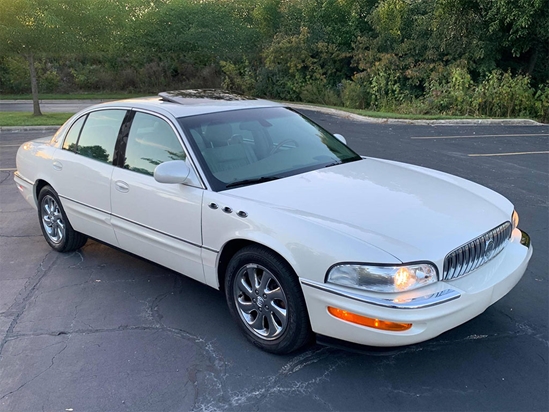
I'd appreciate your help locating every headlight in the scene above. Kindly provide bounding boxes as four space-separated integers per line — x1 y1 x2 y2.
327 263 438 293
512 210 519 231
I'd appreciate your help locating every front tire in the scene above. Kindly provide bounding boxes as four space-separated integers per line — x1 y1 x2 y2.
225 245 312 354
38 185 88 252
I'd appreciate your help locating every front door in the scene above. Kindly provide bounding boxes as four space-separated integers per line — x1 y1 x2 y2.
110 111 204 282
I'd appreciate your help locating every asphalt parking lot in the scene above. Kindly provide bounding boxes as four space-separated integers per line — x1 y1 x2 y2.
0 109 548 411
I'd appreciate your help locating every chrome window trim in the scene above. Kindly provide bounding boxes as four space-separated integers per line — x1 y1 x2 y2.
301 279 461 309
58 106 131 150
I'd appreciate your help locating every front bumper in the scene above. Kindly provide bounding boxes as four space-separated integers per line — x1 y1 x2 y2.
301 228 533 347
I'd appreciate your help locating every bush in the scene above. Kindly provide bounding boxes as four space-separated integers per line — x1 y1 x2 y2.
299 81 342 106
426 66 473 115
474 70 536 118
340 79 369 109
534 83 549 123
369 66 405 111
220 60 256 95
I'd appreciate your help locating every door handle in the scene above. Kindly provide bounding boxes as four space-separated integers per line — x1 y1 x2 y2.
52 161 63 171
115 180 129 193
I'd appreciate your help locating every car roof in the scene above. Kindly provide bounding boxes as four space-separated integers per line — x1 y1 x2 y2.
94 89 282 118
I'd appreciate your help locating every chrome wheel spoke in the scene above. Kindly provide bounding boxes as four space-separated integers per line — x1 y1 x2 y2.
265 286 284 302
56 220 65 241
236 298 254 314
265 312 283 338
43 214 53 226
237 276 254 300
269 301 287 327
258 271 273 292
250 312 266 331
44 199 52 215
250 266 261 290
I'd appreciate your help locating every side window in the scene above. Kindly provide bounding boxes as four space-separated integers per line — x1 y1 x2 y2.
62 115 86 151
123 112 186 176
76 110 126 163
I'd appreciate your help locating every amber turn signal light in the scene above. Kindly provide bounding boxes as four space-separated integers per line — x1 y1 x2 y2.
327 306 412 331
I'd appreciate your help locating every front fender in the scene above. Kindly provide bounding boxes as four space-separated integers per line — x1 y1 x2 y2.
202 191 400 288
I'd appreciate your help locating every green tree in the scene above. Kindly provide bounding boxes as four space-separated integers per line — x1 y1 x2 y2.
0 0 129 115
484 0 549 80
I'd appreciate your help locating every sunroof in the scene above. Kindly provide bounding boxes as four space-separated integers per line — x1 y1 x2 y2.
159 89 257 104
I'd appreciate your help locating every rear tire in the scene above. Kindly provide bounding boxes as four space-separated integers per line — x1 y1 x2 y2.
225 245 312 354
38 185 88 252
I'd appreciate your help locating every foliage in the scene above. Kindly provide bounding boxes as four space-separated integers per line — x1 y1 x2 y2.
0 0 547 121
473 70 536 118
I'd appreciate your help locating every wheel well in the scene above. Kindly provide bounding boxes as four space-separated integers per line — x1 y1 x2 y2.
34 179 50 205
217 239 295 291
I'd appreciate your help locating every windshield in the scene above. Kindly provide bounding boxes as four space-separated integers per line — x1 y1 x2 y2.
178 107 361 191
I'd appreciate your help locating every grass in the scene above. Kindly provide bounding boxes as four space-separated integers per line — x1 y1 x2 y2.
297 102 483 120
0 112 72 127
0 93 147 100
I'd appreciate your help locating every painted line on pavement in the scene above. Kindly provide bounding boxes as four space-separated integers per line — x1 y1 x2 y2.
0 168 16 171
0 145 22 147
412 133 549 139
468 151 549 157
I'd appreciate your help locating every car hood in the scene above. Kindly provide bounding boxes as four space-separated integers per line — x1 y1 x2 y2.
228 158 513 264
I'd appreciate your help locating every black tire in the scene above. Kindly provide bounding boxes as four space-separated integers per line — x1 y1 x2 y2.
37 185 88 252
225 245 312 354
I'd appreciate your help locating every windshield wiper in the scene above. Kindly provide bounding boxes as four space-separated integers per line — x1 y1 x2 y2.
225 176 281 189
323 161 343 168
324 157 362 168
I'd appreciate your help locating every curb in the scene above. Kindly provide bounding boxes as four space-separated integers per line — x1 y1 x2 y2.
287 103 543 126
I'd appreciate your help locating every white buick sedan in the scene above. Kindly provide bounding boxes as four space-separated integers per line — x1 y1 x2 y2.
14 90 533 354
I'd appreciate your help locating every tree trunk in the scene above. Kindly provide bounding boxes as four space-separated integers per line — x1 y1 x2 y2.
527 48 538 76
27 53 42 116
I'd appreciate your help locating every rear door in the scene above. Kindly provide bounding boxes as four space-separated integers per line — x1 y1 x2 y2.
110 111 205 282
53 109 127 245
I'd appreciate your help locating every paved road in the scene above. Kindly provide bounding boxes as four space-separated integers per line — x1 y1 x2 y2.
0 113 548 411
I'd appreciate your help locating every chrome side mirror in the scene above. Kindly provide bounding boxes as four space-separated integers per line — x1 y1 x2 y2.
154 160 190 184
333 133 347 145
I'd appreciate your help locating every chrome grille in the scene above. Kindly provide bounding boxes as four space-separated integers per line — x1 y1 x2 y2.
443 222 512 280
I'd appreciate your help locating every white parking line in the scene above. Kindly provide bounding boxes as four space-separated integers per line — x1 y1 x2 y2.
0 168 16 171
411 133 549 139
468 151 549 157
0 144 22 147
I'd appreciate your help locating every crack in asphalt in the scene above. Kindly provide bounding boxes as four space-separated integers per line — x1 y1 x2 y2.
0 171 11 185
0 339 68 401
0 250 59 360
191 346 344 411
